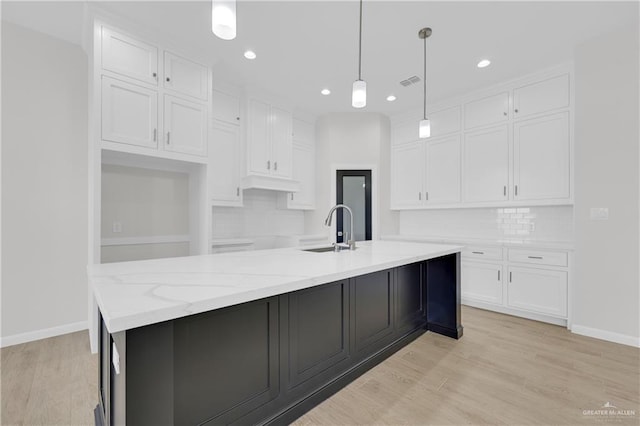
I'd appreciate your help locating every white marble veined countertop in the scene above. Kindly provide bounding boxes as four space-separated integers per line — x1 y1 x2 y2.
89 240 463 334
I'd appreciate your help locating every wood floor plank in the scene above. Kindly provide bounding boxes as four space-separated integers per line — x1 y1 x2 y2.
2 307 638 425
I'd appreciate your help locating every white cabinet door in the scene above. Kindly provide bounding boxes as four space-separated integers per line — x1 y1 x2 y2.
464 92 509 129
247 99 271 176
507 266 567 318
514 112 570 201
163 95 207 156
212 89 240 125
430 106 461 137
270 106 293 179
461 262 503 305
102 77 158 148
288 144 315 209
101 27 158 85
391 143 424 208
292 118 314 144
163 51 208 100
392 121 419 146
210 121 242 205
463 126 509 202
425 135 460 204
514 74 569 118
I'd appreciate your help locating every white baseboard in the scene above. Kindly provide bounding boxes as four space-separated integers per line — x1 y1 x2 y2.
462 299 568 327
0 321 88 348
571 324 640 348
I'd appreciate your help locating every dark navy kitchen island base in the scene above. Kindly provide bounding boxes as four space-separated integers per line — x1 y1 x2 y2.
96 254 462 426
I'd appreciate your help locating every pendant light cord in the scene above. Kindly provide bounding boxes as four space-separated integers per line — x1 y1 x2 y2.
423 35 427 120
358 0 363 81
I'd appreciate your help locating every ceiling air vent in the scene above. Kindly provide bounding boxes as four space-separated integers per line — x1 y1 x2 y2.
400 75 421 87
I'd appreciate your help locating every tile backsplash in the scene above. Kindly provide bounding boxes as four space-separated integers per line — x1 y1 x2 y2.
212 189 305 239
399 206 573 241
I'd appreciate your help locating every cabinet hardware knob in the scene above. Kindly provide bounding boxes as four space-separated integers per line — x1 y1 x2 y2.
503 112 507 116
166 77 171 82
236 187 240 197
503 185 507 196
515 185 518 196
291 193 294 200
152 72 157 78
509 272 512 282
167 131 171 144
418 192 421 201
274 161 278 171
472 251 484 255
236 117 240 121
267 160 271 170
498 270 501 281
153 128 157 142
514 109 519 113
426 192 429 201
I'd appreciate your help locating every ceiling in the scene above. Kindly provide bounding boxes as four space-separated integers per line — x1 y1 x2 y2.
2 1 638 116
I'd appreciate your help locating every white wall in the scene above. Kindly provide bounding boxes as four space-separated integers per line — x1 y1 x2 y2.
1 22 88 345
212 189 305 248
306 112 398 237
400 206 573 241
572 23 640 346
101 164 190 263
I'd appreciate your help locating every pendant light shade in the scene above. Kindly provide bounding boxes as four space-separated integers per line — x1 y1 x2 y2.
212 0 236 40
418 27 432 139
352 80 367 108
352 0 366 108
419 119 431 138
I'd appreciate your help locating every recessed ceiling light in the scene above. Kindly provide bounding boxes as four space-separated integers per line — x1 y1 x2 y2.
386 95 397 102
244 50 256 60
321 89 331 96
477 59 491 68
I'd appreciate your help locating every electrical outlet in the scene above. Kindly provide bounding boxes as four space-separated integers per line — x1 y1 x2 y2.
590 208 609 220
112 221 122 233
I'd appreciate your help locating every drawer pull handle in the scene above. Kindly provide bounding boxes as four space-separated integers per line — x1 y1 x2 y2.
472 251 484 255
509 272 512 282
528 256 543 259
498 270 501 281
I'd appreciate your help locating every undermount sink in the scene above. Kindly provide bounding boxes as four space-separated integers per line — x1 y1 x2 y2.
301 246 336 253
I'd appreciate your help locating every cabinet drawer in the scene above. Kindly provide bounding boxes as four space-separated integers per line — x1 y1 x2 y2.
508 249 567 267
462 246 503 261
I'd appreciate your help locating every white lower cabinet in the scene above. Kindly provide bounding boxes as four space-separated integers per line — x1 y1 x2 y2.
462 261 503 305
507 266 568 318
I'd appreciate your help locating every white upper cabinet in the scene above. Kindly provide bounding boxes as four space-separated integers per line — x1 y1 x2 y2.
292 118 314 144
270 106 293 179
209 121 242 206
163 52 208 100
425 135 461 204
213 90 241 125
463 126 509 202
464 92 509 130
246 98 293 180
430 106 461 137
102 77 158 148
287 144 315 209
392 121 419 146
163 95 207 156
101 27 158 85
513 112 570 201
513 74 569 118
391 143 424 208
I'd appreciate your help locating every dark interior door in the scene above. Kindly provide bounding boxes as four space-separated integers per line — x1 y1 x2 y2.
336 170 372 243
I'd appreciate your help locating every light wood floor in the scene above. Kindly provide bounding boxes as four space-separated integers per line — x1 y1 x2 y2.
2 307 638 425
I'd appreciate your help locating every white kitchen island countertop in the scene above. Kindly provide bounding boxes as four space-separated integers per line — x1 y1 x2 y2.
89 240 463 334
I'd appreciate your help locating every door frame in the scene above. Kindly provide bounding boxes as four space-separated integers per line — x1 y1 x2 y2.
336 170 372 242
329 163 379 242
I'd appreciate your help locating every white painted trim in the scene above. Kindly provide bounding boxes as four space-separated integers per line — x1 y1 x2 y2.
101 234 191 246
571 324 640 348
1 321 88 348
330 163 379 242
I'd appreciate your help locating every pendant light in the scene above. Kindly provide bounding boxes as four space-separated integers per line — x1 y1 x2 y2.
212 0 236 40
352 0 366 108
418 27 432 138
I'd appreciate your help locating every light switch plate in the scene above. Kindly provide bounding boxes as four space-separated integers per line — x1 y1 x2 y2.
590 207 609 220
112 221 122 233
